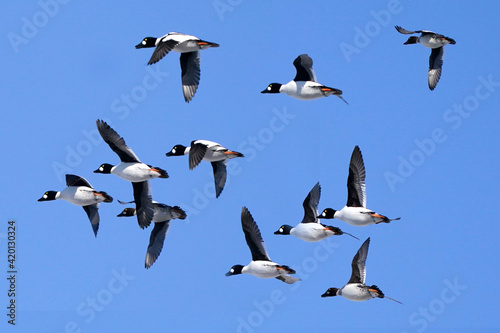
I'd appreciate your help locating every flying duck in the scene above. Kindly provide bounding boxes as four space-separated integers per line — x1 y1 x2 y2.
166 140 243 198
321 237 402 303
94 120 168 229
38 174 113 237
395 26 456 90
261 54 347 103
274 182 358 241
136 32 219 102
318 146 400 226
226 207 300 284
118 201 186 269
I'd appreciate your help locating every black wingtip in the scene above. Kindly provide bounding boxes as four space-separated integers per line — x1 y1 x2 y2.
92 225 98 237
404 36 419 45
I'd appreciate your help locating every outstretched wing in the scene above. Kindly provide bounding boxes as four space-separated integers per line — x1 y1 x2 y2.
241 207 271 261
293 54 317 82
189 141 207 170
66 174 93 188
395 26 422 34
96 120 141 163
145 221 171 269
348 237 370 284
301 182 321 223
428 47 444 91
346 146 366 208
82 204 99 237
132 181 154 229
180 51 201 102
211 161 227 198
148 39 179 65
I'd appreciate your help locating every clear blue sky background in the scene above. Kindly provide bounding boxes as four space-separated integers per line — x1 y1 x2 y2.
2 1 500 332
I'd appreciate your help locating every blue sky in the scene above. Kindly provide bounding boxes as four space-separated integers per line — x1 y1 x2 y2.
2 1 500 332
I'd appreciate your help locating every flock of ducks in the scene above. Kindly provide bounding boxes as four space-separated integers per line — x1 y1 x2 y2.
38 26 455 302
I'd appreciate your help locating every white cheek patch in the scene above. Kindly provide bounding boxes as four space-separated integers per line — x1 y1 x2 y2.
230 268 234 273
142 40 146 45
43 194 48 199
267 86 271 91
279 227 283 232
99 167 104 171
171 149 176 154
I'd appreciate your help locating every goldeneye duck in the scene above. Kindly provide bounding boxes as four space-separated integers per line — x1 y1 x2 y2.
274 182 358 242
166 140 243 198
225 207 300 284
135 32 219 102
321 238 402 303
38 174 113 237
94 119 168 229
118 201 186 269
318 146 400 227
395 26 456 90
261 54 347 103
